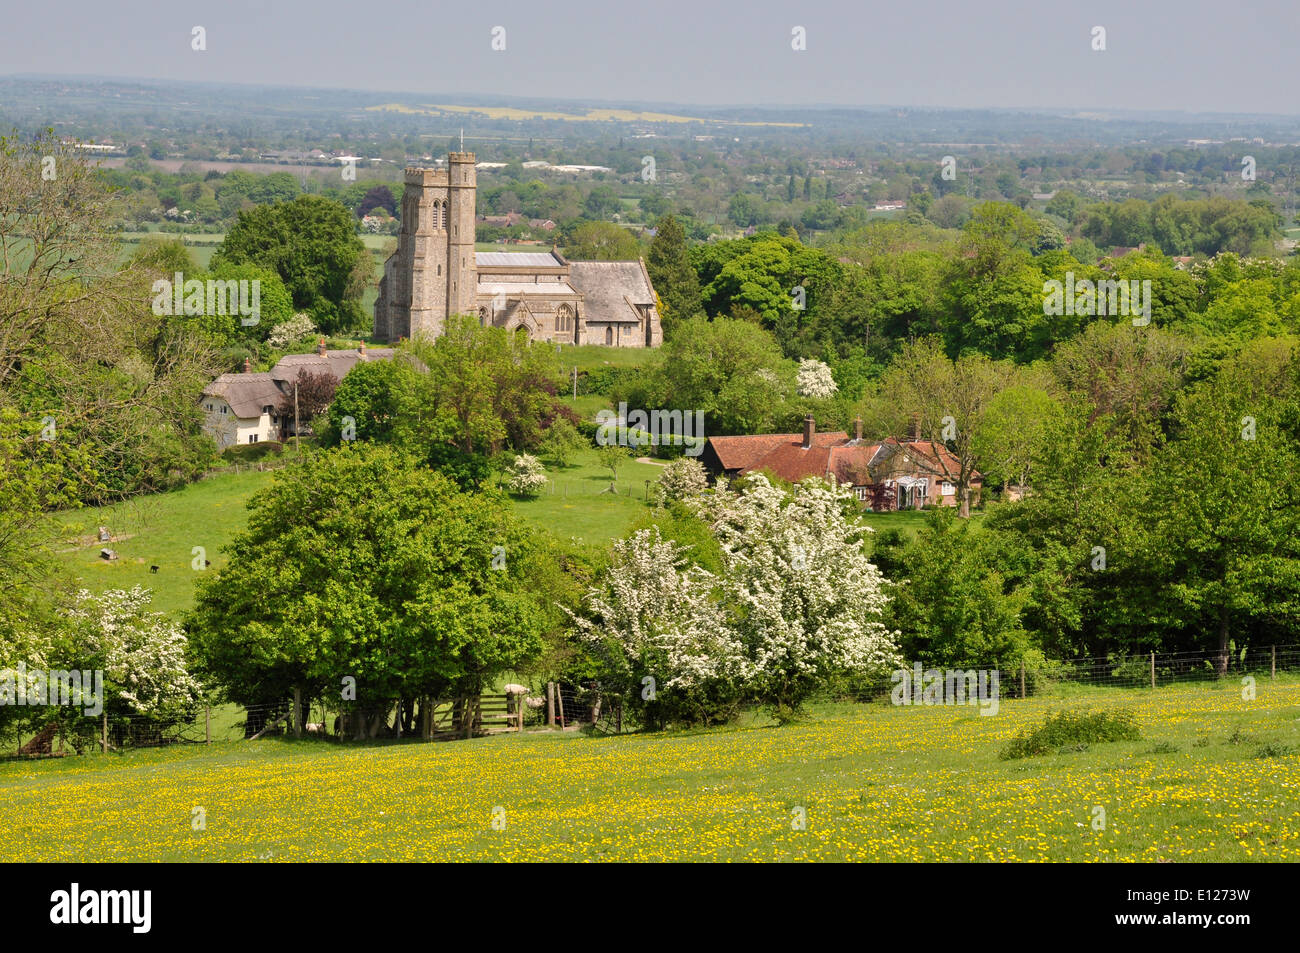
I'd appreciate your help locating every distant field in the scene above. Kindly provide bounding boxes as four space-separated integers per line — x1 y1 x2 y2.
4 679 1297 861
368 103 806 128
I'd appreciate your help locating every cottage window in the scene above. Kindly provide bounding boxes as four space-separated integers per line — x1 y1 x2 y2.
941 482 955 495
249 434 259 444
854 486 868 501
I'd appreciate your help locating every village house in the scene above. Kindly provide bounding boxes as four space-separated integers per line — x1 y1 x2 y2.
700 415 981 511
200 339 394 448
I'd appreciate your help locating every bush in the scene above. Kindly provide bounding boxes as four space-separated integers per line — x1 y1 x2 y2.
652 457 708 504
221 441 284 462
505 454 547 496
1000 708 1141 760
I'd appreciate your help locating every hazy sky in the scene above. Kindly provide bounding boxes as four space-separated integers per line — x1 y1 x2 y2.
1 0 1295 114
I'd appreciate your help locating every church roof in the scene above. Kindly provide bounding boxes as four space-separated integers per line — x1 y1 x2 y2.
476 251 565 268
476 281 580 297
568 260 658 324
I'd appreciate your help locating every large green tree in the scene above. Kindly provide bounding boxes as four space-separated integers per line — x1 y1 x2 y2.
213 195 368 334
187 444 554 731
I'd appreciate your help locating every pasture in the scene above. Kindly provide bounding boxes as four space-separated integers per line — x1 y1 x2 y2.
3 680 1297 861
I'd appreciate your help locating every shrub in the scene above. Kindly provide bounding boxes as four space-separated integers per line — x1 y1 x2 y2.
221 441 284 462
1000 708 1141 760
505 454 547 496
267 313 318 349
653 457 708 504
1254 741 1293 759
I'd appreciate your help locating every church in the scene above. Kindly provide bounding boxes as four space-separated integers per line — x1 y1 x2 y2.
373 152 663 348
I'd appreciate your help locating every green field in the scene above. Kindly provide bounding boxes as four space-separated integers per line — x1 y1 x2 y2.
505 446 664 542
53 468 274 617
4 680 1297 861
53 443 666 616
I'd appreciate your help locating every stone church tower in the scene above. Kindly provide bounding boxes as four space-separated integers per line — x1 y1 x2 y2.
374 152 478 341
375 151 662 348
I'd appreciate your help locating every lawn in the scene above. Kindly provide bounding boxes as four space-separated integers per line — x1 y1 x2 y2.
3 679 1296 861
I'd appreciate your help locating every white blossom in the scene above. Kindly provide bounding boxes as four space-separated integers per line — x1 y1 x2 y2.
796 358 838 399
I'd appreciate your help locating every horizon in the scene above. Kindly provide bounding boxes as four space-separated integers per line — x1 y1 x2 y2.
0 0 1296 116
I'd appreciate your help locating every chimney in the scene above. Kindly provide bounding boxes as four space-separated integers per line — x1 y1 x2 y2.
854 416 863 442
802 414 815 450
243 357 251 374
317 337 327 357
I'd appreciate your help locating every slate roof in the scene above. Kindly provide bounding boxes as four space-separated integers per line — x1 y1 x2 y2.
567 260 658 324
476 251 565 268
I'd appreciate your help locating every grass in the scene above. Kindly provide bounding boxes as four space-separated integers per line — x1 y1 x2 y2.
865 508 986 540
3 679 1296 861
506 445 664 543
52 468 274 617
51 444 661 618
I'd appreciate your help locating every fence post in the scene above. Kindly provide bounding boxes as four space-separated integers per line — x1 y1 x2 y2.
1019 660 1026 699
101 711 107 754
1150 651 1156 690
546 682 556 727
205 704 211 745
1272 645 1277 679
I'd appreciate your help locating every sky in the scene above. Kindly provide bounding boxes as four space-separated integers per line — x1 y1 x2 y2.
0 0 1295 115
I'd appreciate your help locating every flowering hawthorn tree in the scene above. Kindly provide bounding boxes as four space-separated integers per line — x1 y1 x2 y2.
67 586 202 719
568 527 746 725
505 453 548 496
700 474 900 718
653 457 708 504
796 358 838 399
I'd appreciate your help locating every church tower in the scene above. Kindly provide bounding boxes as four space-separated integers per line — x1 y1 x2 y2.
374 153 477 341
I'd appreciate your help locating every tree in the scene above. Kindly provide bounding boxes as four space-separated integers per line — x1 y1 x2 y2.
653 457 708 504
539 417 584 468
188 444 552 730
505 453 547 496
887 508 1029 667
700 474 901 718
278 370 338 436
567 526 742 728
564 221 640 261
621 316 795 436
1144 380 1300 673
646 215 703 332
970 383 1063 488
584 185 622 219
213 195 368 334
873 337 1020 516
403 316 561 456
596 443 629 489
796 358 838 398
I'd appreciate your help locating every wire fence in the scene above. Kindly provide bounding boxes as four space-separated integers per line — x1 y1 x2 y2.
7 645 1296 756
836 644 1300 703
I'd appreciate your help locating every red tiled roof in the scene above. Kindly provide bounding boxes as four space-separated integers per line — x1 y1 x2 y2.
706 433 981 485
708 431 848 480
